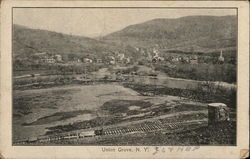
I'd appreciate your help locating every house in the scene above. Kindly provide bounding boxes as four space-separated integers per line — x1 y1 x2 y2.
152 48 159 57
158 57 165 61
109 56 115 61
152 56 164 63
54 54 63 62
35 52 56 64
135 47 140 51
110 60 116 65
139 48 146 55
41 57 56 64
190 59 198 64
152 57 157 63
83 58 93 63
125 57 131 64
150 47 166 63
34 52 47 56
76 58 82 63
117 53 125 61
96 59 102 63
146 51 153 61
171 56 180 62
183 56 190 63
190 55 198 64
104 56 115 65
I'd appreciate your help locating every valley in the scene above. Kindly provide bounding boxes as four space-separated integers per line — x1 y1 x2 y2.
13 15 237 145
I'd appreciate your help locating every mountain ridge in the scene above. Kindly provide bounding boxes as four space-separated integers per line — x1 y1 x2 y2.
13 15 237 61
102 15 237 52
13 24 121 59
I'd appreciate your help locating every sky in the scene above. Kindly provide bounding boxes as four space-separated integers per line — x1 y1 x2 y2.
13 8 236 38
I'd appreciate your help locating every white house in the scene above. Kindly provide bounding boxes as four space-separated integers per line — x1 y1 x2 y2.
110 60 116 65
54 54 63 62
117 53 125 61
83 58 93 63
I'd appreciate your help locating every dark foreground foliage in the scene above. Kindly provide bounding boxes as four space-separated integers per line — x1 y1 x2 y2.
123 83 236 108
154 63 236 83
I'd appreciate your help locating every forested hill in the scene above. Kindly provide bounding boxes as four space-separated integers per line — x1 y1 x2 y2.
102 15 237 52
13 15 237 60
13 24 121 59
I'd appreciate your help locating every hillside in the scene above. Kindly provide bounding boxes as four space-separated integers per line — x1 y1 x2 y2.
102 15 237 52
13 25 121 59
13 15 237 60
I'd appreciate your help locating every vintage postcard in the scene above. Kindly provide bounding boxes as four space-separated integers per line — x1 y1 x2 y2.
0 0 249 159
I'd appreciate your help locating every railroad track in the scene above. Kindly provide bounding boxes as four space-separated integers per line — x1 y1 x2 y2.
103 119 207 136
14 119 207 144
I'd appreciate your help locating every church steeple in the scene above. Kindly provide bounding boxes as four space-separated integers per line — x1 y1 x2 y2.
218 50 224 63
220 50 223 58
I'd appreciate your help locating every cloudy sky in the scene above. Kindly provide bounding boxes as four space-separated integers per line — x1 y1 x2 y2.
13 8 236 38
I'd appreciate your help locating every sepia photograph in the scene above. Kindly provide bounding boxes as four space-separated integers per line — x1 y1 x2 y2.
0 1 249 159
12 7 238 146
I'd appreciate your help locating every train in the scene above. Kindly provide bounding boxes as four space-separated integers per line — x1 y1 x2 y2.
15 128 104 144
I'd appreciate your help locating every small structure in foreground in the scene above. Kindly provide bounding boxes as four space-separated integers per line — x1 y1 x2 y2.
208 103 230 125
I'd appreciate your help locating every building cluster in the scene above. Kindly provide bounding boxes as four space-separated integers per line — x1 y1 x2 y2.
166 55 198 64
137 47 165 63
32 48 225 66
136 46 225 65
33 52 63 64
105 51 131 65
32 52 100 64
68 56 103 64
32 51 131 65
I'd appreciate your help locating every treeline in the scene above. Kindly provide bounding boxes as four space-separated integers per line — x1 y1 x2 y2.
14 63 102 76
123 83 236 108
154 63 236 83
162 50 236 64
164 49 236 57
